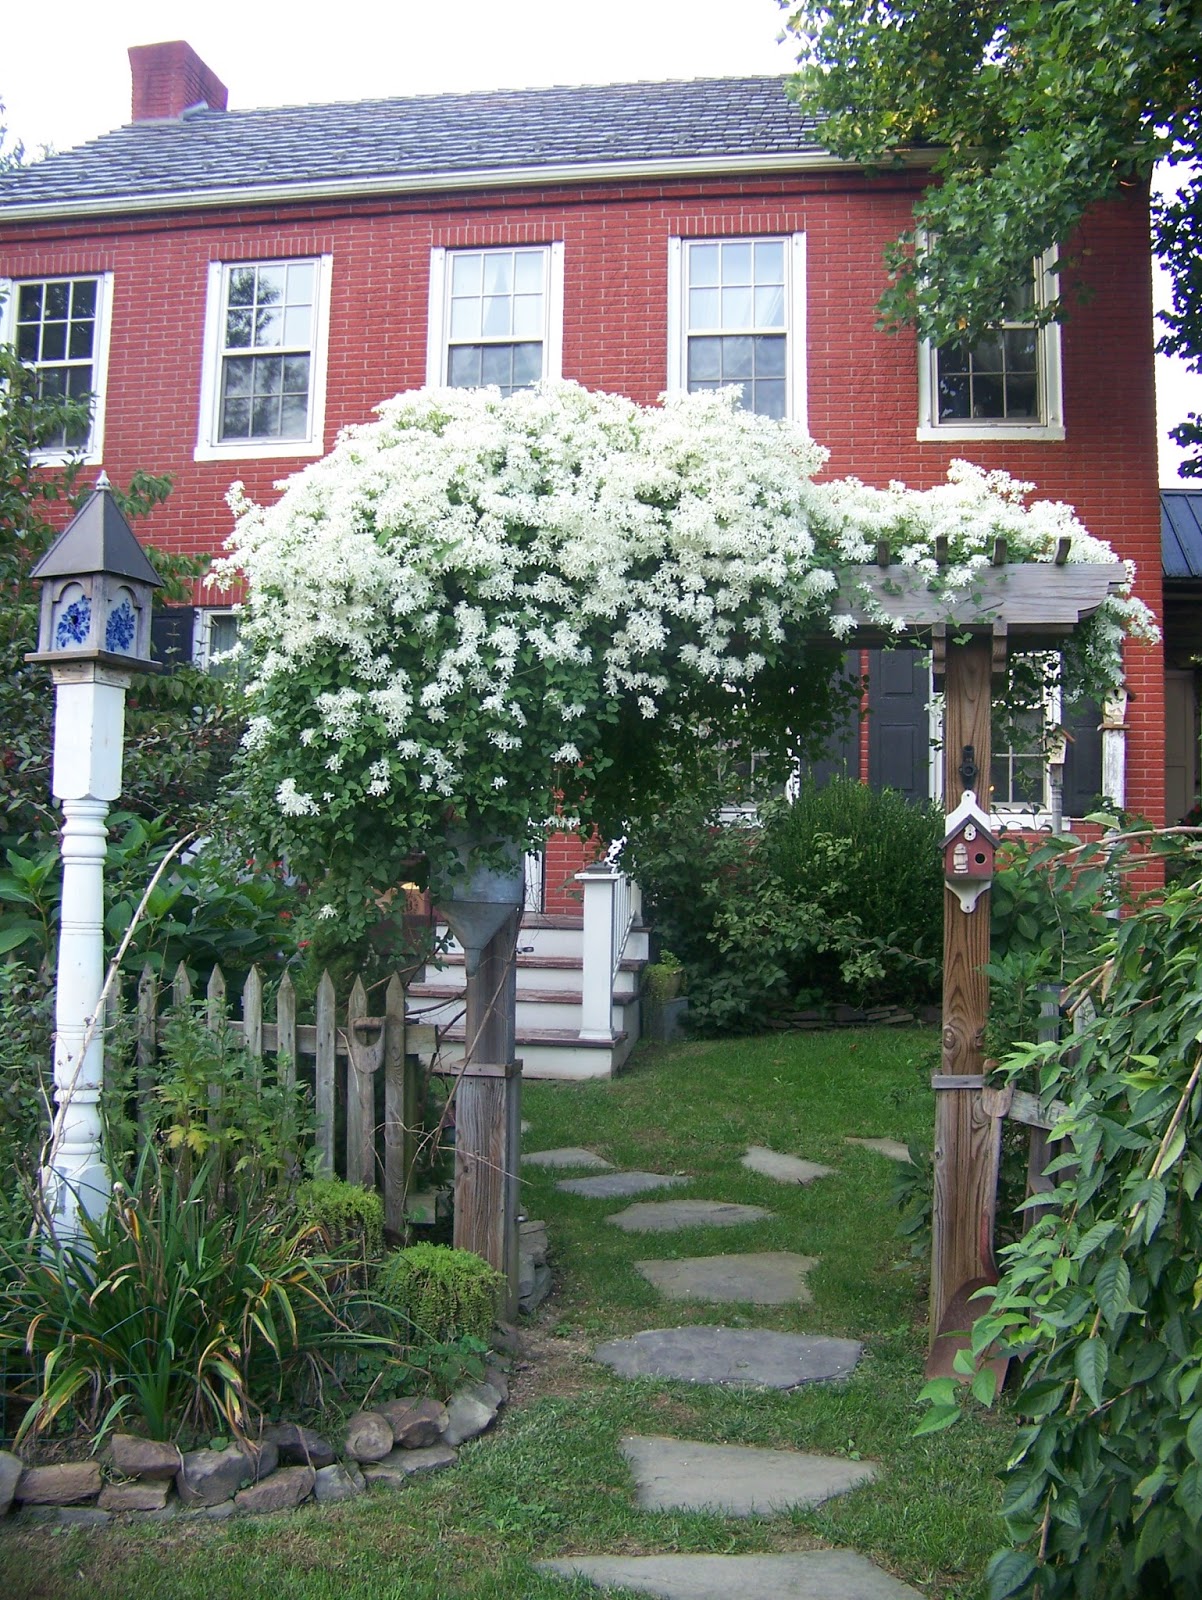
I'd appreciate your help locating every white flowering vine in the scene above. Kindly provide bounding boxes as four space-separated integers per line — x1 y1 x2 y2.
214 383 1154 911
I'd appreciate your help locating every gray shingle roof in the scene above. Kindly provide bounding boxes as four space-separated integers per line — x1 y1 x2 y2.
0 77 830 216
1162 488 1202 579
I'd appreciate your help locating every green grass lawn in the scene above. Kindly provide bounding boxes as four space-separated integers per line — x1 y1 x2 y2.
2 1027 1016 1600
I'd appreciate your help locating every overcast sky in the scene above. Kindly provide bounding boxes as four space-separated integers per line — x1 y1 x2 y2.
3 0 1197 483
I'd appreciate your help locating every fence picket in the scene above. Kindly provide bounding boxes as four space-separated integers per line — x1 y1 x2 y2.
345 976 377 1189
136 964 157 1124
242 966 263 1087
172 962 192 1009
315 970 336 1174
383 972 409 1240
276 971 297 1089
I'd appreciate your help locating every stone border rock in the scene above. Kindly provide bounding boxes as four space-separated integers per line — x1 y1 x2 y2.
0 1368 510 1529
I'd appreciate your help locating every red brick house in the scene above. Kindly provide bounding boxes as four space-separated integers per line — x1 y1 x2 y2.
0 42 1172 1069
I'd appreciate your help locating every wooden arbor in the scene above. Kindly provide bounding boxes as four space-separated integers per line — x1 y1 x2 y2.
831 549 1129 1369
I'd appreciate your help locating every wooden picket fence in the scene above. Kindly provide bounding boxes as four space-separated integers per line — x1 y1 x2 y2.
125 962 441 1239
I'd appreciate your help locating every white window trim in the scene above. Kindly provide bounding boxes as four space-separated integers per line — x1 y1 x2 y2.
666 233 807 430
929 666 1068 832
195 255 333 462
0 271 114 467
425 243 565 388
917 248 1064 442
192 605 241 673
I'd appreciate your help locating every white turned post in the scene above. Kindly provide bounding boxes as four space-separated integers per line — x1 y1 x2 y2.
1102 689 1128 812
576 863 616 1040
42 666 131 1238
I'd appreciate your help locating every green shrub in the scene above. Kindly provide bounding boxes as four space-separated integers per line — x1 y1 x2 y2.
376 1242 501 1345
297 1177 385 1260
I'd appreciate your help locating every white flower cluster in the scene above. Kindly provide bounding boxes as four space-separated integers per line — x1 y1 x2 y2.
214 384 1151 843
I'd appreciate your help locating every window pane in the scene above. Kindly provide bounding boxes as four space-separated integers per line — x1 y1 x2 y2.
480 344 512 387
1005 375 1037 417
688 244 720 287
481 295 512 337
252 396 280 436
752 379 786 419
721 335 754 379
754 240 785 283
253 305 283 347
688 288 720 330
511 342 542 387
721 287 754 329
754 284 785 328
221 396 251 437
482 253 514 295
279 393 308 437
44 281 69 319
227 267 256 307
225 307 253 348
450 298 482 340
687 337 722 382
451 253 483 294
721 242 752 284
514 251 544 292
41 321 67 362
283 306 312 346
17 282 43 320
1003 273 1036 317
282 354 311 391
16 324 39 361
66 366 92 399
753 334 786 377
1004 329 1038 371
256 266 286 305
972 373 1004 416
970 335 1003 373
286 261 314 303
938 342 969 375
938 373 971 419
222 356 253 397
512 293 542 337
448 345 482 387
68 320 95 360
70 280 97 319
252 355 284 396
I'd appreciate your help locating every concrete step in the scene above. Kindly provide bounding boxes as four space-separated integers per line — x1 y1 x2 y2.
408 982 640 1036
429 949 643 999
437 1025 632 1081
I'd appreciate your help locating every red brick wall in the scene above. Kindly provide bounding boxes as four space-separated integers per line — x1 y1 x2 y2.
0 169 1164 830
128 42 229 122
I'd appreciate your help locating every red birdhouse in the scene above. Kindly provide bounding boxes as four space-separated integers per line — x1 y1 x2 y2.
942 789 996 913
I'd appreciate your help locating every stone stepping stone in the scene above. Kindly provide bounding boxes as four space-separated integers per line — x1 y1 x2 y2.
524 1147 613 1169
845 1137 913 1164
558 1171 688 1199
620 1434 876 1515
593 1325 861 1389
635 1251 816 1306
538 1550 924 1599
741 1145 834 1185
606 1200 771 1233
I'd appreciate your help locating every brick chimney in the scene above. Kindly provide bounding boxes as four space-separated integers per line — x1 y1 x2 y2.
128 41 228 123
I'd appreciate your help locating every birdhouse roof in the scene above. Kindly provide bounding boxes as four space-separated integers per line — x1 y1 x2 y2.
942 789 995 846
30 481 162 588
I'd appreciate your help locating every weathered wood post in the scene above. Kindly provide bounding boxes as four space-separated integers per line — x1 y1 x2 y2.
928 630 1004 1371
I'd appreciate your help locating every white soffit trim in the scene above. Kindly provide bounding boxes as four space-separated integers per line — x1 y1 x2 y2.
0 149 938 223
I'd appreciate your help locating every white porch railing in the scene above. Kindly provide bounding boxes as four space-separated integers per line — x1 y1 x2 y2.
574 861 642 1041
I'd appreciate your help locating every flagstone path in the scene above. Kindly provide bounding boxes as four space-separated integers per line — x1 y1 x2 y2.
525 1139 925 1597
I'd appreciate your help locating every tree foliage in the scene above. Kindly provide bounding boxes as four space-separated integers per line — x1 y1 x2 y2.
782 0 1202 472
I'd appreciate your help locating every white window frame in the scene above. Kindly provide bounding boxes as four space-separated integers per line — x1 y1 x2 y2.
425 243 564 389
917 249 1064 442
667 234 807 429
0 271 114 467
192 606 241 674
195 255 333 462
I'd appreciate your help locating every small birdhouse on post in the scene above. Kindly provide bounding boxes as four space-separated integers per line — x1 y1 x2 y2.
25 473 161 1240
941 788 996 915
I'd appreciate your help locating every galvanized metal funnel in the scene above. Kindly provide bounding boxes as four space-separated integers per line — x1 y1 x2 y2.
443 840 523 976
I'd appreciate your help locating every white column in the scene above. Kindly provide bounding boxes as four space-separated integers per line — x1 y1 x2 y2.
44 665 130 1239
1101 689 1128 812
576 864 617 1041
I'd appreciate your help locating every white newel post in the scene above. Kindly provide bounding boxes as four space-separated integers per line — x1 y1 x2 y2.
26 476 162 1240
576 862 617 1040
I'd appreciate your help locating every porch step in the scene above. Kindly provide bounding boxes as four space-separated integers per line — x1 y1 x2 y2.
437 1024 633 1081
422 954 642 999
408 982 640 1036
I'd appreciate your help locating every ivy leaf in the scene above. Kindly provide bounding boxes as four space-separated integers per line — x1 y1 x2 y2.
1094 1255 1131 1325
1075 1338 1108 1409
1180 1464 1202 1526
986 1549 1038 1600
1186 1409 1202 1462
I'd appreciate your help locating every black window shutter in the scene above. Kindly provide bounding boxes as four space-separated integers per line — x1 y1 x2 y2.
151 607 196 668
1062 699 1104 817
795 649 861 787
867 648 929 802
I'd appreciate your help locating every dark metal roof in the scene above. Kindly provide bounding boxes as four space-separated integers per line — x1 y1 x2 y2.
1162 488 1202 580
31 479 162 587
0 77 829 215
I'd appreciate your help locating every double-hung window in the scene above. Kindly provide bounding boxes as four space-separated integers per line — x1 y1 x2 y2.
668 235 806 423
918 250 1064 441
426 245 564 393
196 256 333 460
0 272 113 463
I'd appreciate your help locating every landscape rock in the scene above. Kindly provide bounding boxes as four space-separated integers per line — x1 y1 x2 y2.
234 1465 315 1515
238 1438 279 1482
537 1551 925 1599
845 1136 913 1164
313 1462 366 1503
373 1396 447 1448
484 1365 510 1403
363 1443 458 1487
619 1435 877 1515
443 1381 503 1446
635 1252 818 1306
522 1147 612 1169
344 1410 395 1463
175 1446 251 1508
594 1326 863 1390
557 1171 688 1199
0 1450 23 1516
108 1434 183 1482
98 1480 172 1513
16 1461 102 1505
740 1146 835 1186
262 1421 336 1468
606 1199 773 1234
22 1505 112 1528
490 1321 524 1357
519 1218 550 1263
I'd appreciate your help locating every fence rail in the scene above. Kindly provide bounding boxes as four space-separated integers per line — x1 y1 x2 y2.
125 962 437 1239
